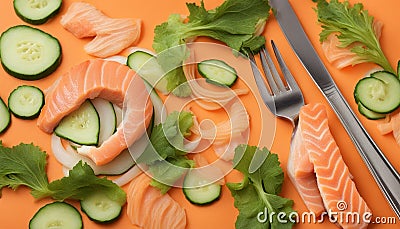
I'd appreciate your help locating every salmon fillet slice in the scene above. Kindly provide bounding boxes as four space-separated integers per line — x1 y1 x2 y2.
127 173 187 229
289 103 371 228
288 125 325 216
37 59 153 165
60 2 141 58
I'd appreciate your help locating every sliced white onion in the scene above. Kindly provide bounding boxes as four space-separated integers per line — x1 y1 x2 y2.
103 55 127 65
125 46 156 56
51 134 135 175
184 137 201 152
51 134 79 169
103 47 156 65
62 166 70 177
112 164 147 187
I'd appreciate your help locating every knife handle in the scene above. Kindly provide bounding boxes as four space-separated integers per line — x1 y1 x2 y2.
327 86 400 217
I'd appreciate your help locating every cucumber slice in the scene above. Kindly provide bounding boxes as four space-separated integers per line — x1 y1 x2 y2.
144 81 166 125
80 192 122 223
197 59 238 87
358 102 386 120
183 169 221 205
54 100 100 146
113 104 123 126
127 50 169 94
0 25 62 80
29 202 82 229
354 71 400 113
8 85 44 119
397 60 400 78
91 98 117 146
13 0 62 25
0 97 11 134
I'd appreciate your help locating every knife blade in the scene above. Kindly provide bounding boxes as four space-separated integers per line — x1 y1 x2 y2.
269 0 400 219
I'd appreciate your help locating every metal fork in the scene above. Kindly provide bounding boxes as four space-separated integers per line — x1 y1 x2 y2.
248 40 304 127
246 40 304 173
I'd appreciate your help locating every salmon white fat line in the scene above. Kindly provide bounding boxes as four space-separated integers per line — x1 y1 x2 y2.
256 200 397 225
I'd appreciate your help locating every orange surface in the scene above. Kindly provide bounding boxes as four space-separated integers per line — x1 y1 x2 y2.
0 0 399 228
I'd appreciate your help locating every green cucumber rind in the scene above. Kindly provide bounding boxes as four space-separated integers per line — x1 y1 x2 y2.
354 71 400 114
127 50 169 94
29 202 83 229
8 85 44 119
370 71 400 113
54 100 100 146
182 170 222 206
13 0 62 25
0 97 11 134
80 192 122 224
0 25 62 81
397 60 400 79
197 59 238 87
357 102 386 120
126 51 151 70
183 182 222 206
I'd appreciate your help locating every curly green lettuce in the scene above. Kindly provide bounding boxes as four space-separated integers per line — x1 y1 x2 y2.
314 0 394 73
227 145 295 229
0 142 126 205
153 0 271 96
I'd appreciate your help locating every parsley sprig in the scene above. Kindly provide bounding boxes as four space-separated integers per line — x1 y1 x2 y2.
0 142 126 205
314 0 394 73
227 145 295 229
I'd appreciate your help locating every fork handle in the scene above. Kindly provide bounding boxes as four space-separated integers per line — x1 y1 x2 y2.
326 86 400 217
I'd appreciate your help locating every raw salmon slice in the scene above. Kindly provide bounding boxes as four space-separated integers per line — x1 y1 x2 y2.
37 59 153 165
60 2 141 58
127 173 187 229
288 126 325 216
289 103 371 228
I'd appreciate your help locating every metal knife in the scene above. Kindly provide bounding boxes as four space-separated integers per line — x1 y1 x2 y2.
269 0 400 219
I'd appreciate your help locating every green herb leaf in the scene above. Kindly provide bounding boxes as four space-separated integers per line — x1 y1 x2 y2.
227 145 295 229
315 0 394 73
149 156 195 194
47 161 126 205
0 143 50 198
138 111 194 164
153 0 270 95
0 143 126 206
137 111 195 193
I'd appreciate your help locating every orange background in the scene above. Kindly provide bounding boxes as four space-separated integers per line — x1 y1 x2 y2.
0 0 399 228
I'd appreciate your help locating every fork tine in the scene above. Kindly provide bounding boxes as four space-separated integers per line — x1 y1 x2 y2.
271 40 301 92
260 46 287 94
248 51 275 109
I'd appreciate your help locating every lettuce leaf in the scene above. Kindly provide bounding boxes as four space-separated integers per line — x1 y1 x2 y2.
137 111 195 194
149 156 194 194
0 142 50 198
0 142 126 205
227 145 295 229
314 0 394 73
153 0 270 96
47 161 126 205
